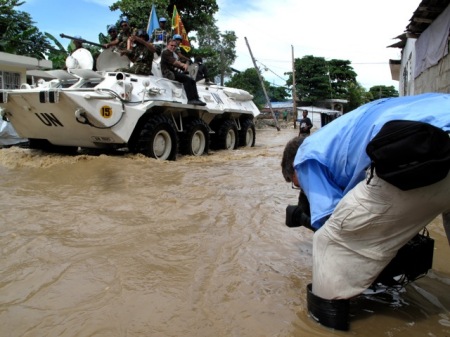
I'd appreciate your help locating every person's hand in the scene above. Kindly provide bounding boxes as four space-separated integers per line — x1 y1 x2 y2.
130 36 140 43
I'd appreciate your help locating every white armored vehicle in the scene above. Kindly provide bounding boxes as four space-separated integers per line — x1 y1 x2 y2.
0 40 260 160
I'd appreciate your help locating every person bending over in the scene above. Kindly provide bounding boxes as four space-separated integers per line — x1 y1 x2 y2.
281 93 450 303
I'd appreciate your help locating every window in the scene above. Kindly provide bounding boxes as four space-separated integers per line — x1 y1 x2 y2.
0 71 21 89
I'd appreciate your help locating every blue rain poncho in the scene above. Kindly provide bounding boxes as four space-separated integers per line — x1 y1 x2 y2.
294 93 450 229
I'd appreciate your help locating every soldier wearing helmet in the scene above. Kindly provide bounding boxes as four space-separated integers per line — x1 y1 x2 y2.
104 17 132 50
103 25 118 49
171 34 191 65
151 17 170 45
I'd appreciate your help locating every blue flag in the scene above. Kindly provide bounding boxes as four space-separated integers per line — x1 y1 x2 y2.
146 4 159 37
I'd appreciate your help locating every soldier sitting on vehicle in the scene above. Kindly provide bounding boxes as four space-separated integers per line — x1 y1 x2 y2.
151 17 170 55
151 17 170 44
161 38 206 106
106 17 133 50
103 25 118 49
115 30 156 76
172 34 191 65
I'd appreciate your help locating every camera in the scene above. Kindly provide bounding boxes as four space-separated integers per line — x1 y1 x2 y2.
285 205 314 231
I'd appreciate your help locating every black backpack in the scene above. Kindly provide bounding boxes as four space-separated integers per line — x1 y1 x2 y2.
366 120 450 190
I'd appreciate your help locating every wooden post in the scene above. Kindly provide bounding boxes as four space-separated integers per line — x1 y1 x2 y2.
245 37 280 131
292 45 297 129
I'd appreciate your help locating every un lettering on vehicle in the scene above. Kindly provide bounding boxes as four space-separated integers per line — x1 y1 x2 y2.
34 112 63 127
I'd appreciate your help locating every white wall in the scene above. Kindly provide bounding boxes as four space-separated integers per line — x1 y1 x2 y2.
399 38 416 96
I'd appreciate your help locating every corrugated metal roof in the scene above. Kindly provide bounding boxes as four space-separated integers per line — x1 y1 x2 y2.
263 102 341 115
388 1 449 49
406 0 450 35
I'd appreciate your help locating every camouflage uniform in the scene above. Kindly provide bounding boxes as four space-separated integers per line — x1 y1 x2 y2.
117 43 154 76
117 31 132 50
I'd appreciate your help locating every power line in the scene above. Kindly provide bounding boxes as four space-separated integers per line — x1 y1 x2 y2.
256 60 287 82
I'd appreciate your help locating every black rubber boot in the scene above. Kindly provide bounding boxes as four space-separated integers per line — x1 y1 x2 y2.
306 283 350 331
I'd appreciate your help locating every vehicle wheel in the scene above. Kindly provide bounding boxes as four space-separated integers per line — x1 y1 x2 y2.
133 114 178 160
180 118 210 156
211 119 238 150
239 118 256 147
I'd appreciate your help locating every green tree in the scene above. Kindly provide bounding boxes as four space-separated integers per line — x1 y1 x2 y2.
0 0 53 59
347 82 371 111
328 59 357 99
44 33 68 69
109 0 218 34
195 21 237 85
268 85 289 102
286 55 371 109
368 85 399 100
225 68 288 107
287 55 330 104
43 33 102 70
225 68 265 107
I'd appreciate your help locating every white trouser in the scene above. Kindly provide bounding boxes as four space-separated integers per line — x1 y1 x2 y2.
312 171 450 300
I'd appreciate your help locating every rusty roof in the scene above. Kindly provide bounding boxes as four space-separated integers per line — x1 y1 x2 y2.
388 0 449 48
405 0 449 35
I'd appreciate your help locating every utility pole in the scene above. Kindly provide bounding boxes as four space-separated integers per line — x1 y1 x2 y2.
245 37 280 131
291 45 297 129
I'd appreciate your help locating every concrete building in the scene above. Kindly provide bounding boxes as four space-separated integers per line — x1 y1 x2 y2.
0 52 52 146
389 1 450 95
0 52 52 89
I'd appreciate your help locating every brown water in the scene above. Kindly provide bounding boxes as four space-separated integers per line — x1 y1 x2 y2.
1 128 449 337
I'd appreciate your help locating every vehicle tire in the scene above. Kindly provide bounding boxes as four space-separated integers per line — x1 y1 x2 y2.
133 114 178 160
211 119 238 150
28 138 78 155
239 118 256 147
179 118 210 156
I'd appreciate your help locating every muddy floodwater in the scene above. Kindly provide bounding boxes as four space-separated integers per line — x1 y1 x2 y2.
1 128 449 337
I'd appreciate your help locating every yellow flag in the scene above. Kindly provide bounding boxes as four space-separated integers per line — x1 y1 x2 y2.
171 5 191 52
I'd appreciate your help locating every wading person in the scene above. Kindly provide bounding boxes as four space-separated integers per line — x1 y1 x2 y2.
298 109 312 136
281 93 450 330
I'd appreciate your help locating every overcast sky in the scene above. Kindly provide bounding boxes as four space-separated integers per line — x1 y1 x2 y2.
21 0 421 90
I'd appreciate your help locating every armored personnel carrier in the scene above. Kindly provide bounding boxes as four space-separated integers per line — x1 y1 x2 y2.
0 42 259 160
